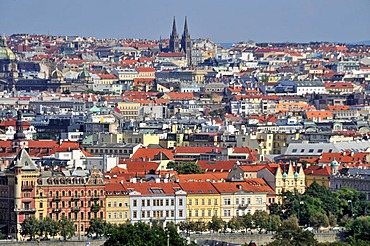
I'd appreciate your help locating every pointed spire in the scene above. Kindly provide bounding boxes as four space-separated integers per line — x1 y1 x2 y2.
183 16 189 37
171 16 178 37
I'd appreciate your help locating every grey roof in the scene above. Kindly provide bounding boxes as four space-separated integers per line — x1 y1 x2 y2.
285 140 370 156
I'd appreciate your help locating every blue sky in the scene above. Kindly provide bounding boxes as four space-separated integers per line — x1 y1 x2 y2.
1 0 369 43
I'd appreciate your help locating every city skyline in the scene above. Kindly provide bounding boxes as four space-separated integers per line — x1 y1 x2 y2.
0 0 370 43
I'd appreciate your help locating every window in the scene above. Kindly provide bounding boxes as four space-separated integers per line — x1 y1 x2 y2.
223 210 231 217
133 200 137 207
308 149 314 153
256 197 263 204
189 199 192 205
223 198 231 205
133 211 137 218
39 202 43 208
108 202 111 207
195 199 198 205
142 200 145 207
214 199 218 205
208 199 211 205
179 199 183 206
179 210 183 217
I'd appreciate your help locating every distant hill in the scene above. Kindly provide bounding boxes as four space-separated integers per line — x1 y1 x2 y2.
353 40 370 45
218 43 233 49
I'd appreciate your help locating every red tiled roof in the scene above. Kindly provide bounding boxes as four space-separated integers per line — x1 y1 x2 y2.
158 52 185 58
174 146 222 154
165 92 194 100
124 182 183 195
0 119 31 129
304 166 331 176
123 160 160 173
98 74 117 79
131 148 174 162
136 67 155 73
197 160 237 172
179 181 219 194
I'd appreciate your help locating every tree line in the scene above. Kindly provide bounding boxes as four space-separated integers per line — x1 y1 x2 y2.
21 215 75 241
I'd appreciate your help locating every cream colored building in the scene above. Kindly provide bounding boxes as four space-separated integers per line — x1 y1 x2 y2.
105 183 130 224
117 102 141 120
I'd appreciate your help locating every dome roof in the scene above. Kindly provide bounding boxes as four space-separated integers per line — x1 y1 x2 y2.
331 158 339 167
51 69 64 79
282 172 288 179
0 35 16 61
78 69 91 79
294 171 299 179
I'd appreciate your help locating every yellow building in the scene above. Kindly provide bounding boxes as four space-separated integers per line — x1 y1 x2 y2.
105 183 130 224
304 165 331 189
273 132 300 154
212 181 270 221
117 102 141 120
123 131 160 146
179 182 221 223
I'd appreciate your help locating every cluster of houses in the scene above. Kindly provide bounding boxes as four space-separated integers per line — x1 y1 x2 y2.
0 23 370 240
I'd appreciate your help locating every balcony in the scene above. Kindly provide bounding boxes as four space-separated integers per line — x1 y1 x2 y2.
238 203 248 209
52 196 62 202
14 207 36 213
71 196 80 201
72 206 80 212
90 196 99 201
52 208 61 213
91 205 101 212
21 185 34 191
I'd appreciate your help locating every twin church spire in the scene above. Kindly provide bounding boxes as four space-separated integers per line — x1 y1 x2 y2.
168 16 192 66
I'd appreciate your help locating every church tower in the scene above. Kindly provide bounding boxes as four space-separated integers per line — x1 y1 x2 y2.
181 17 192 66
12 110 28 152
169 17 180 53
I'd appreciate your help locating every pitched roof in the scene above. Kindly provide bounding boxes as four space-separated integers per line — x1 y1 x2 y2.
304 166 331 176
179 181 220 195
131 147 174 161
197 160 237 172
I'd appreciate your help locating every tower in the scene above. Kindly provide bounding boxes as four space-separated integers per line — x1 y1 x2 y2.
169 17 180 53
12 110 28 152
181 16 192 66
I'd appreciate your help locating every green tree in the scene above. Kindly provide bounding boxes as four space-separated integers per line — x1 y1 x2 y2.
227 216 243 231
58 216 76 241
168 162 205 174
346 216 370 242
269 203 283 218
208 216 224 232
266 216 318 246
266 214 281 232
309 212 330 228
252 210 269 232
87 218 111 239
104 222 187 246
20 216 39 240
40 216 59 239
241 213 253 231
328 212 337 227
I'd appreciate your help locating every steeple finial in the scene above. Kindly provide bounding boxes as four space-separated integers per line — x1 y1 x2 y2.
171 16 178 37
183 16 189 37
